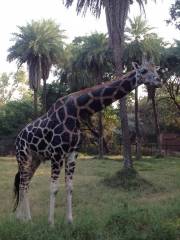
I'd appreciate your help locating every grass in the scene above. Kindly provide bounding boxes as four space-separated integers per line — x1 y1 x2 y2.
0 155 180 239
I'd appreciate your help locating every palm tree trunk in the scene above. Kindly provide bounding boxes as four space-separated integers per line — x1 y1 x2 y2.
98 111 104 159
33 88 38 118
120 97 133 168
135 87 142 160
151 95 162 157
104 0 133 169
85 121 109 154
97 73 104 159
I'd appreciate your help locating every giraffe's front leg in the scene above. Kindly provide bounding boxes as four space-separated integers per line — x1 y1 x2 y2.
48 179 59 226
48 159 63 226
65 152 77 224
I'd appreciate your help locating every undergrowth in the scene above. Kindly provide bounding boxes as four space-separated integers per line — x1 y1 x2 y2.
0 156 180 239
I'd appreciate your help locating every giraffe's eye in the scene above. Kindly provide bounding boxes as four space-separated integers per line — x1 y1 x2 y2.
140 68 148 74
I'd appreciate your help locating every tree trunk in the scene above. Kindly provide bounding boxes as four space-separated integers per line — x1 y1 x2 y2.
42 78 47 113
151 95 162 157
135 87 142 160
98 111 104 159
104 0 133 169
85 120 109 153
33 88 38 118
96 72 104 159
120 97 133 168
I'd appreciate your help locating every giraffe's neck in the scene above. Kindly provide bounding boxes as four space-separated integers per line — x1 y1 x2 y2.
73 70 139 119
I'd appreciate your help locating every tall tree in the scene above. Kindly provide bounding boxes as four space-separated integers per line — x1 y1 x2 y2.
7 19 66 116
125 16 153 42
125 16 153 160
160 41 180 112
165 1 180 112
66 33 113 158
124 16 163 159
63 0 156 170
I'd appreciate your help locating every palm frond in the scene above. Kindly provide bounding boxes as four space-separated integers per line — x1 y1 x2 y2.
7 19 66 90
63 0 157 18
64 0 103 17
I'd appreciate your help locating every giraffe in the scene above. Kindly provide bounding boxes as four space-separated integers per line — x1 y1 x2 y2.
13 61 161 225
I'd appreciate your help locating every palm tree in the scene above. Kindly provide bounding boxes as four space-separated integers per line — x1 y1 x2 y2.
125 16 154 160
67 33 113 158
125 16 163 158
140 37 164 158
7 19 66 116
160 41 180 111
125 16 153 41
75 33 111 159
63 0 156 170
125 16 151 160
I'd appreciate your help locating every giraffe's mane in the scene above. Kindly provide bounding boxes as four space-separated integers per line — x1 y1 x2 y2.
69 70 135 98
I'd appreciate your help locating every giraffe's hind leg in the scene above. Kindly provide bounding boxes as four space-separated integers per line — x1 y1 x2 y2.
48 156 64 226
16 153 32 221
16 154 40 221
65 151 77 224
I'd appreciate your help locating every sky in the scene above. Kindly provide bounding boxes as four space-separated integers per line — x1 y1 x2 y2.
0 0 179 74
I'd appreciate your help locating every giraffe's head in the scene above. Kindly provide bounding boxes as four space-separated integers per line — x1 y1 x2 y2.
132 61 162 88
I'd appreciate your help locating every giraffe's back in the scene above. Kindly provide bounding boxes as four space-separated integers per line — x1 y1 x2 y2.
16 98 81 161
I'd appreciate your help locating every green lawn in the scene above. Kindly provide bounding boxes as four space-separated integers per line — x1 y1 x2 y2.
0 155 180 239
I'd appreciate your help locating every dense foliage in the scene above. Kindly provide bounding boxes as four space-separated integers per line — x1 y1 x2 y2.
0 100 34 136
168 0 180 29
0 18 180 155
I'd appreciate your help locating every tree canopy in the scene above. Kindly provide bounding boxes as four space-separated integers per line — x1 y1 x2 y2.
7 19 66 114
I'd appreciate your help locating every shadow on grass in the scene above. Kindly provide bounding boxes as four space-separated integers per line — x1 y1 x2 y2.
102 168 157 191
82 155 166 163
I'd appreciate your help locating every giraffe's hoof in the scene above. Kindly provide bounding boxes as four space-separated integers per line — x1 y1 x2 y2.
16 215 32 222
16 211 32 222
48 218 55 227
67 217 73 224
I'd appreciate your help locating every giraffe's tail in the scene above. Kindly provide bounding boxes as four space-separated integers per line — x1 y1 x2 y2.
13 171 20 212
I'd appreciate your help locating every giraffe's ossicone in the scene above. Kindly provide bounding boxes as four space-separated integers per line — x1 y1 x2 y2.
13 61 161 224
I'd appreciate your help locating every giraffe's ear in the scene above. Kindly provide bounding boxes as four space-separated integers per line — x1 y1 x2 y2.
132 62 140 70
